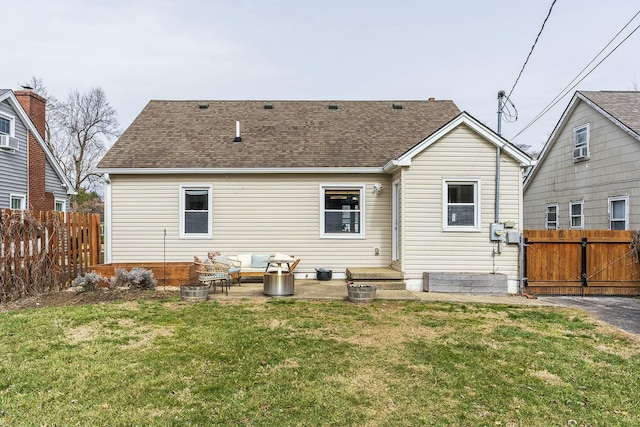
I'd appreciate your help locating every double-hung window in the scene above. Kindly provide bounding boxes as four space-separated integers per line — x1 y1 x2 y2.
55 199 67 213
321 185 364 238
545 204 559 230
608 196 628 230
443 179 481 231
180 185 212 238
10 194 25 210
573 124 589 161
569 200 584 229
0 116 10 135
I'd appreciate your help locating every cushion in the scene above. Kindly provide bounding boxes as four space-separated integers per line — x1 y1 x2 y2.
236 254 252 268
228 267 241 274
274 253 295 262
251 254 271 268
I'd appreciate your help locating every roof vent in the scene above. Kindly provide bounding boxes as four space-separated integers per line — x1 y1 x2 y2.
233 120 242 142
263 103 274 109
199 103 209 109
392 103 403 109
328 104 338 110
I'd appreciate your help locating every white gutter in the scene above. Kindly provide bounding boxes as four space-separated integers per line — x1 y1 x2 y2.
96 167 385 175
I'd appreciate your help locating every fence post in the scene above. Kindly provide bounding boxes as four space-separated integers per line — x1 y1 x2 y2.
581 237 588 291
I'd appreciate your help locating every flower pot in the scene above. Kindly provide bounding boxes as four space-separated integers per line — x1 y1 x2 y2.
347 284 376 303
180 284 209 302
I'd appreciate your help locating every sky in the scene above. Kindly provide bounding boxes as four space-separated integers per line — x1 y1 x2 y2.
6 0 640 153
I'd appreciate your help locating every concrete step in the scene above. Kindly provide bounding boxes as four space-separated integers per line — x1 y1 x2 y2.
346 267 403 281
349 280 406 291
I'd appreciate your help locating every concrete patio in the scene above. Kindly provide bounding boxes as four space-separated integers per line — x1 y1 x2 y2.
188 279 554 306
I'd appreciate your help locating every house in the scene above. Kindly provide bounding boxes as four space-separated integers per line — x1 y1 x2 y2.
524 91 640 230
97 100 532 292
0 88 74 211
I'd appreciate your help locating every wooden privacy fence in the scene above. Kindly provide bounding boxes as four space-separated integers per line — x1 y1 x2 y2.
0 209 101 301
524 230 640 296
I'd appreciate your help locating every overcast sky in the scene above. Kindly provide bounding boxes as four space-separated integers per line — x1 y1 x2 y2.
6 0 640 152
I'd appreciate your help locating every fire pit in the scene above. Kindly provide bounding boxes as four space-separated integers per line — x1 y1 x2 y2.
263 258 295 296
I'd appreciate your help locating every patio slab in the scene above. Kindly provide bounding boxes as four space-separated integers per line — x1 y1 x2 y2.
193 279 553 306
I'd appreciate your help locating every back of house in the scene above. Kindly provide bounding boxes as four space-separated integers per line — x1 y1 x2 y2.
99 99 532 292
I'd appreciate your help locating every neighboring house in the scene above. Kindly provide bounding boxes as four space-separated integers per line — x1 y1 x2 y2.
98 100 532 292
524 91 640 230
0 88 74 211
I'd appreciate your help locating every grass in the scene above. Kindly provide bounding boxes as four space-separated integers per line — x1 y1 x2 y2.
1 297 639 426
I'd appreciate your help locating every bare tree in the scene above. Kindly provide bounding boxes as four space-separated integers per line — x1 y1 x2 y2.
22 78 121 201
52 87 121 196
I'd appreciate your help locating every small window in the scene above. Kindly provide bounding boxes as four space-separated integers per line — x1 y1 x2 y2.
573 124 589 161
10 194 25 210
545 204 559 230
321 185 365 238
0 116 10 135
55 199 66 213
443 179 481 231
569 200 584 229
180 185 212 238
609 196 628 230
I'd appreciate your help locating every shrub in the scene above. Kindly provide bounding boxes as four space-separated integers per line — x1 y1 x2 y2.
112 267 157 290
74 272 107 292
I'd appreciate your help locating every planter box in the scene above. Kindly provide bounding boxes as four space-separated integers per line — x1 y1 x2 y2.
347 284 377 303
180 284 209 302
423 272 508 294
88 262 198 288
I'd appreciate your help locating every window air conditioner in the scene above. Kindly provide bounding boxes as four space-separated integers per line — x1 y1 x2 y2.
0 134 20 150
573 146 587 160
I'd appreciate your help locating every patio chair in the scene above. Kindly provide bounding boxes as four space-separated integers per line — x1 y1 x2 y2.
194 260 231 295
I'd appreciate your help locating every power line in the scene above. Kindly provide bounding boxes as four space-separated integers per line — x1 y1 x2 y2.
512 11 640 140
506 0 558 101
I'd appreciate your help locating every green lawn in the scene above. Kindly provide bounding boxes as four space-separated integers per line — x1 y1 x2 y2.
1 296 639 426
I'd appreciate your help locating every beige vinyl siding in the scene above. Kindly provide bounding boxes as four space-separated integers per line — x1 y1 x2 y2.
524 101 640 229
109 173 391 276
401 125 521 283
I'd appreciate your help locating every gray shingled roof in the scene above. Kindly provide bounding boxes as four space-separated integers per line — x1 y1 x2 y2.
98 100 460 169
579 91 640 136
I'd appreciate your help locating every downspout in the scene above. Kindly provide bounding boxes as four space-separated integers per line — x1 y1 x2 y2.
103 173 112 264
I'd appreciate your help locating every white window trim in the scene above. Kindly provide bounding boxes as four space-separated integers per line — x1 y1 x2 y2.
179 184 212 239
572 123 590 161
320 183 366 239
442 178 481 232
0 111 16 136
545 203 559 230
10 193 26 210
608 196 629 230
569 200 584 230
55 199 67 213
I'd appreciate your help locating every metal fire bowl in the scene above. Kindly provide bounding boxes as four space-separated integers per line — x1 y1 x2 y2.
263 272 294 296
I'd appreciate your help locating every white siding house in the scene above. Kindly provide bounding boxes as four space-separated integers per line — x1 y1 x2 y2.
98 101 532 292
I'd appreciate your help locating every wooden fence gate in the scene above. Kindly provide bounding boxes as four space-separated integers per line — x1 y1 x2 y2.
524 230 640 296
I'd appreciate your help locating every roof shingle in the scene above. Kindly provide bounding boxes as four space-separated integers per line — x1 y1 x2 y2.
99 100 460 169
579 91 640 136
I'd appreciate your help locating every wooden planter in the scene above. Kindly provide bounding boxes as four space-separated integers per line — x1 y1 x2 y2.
180 284 209 302
88 262 198 288
347 284 376 303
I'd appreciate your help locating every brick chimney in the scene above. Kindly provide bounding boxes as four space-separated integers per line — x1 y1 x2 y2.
15 90 54 211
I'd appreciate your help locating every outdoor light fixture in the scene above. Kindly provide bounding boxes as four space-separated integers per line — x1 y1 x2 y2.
373 183 383 193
